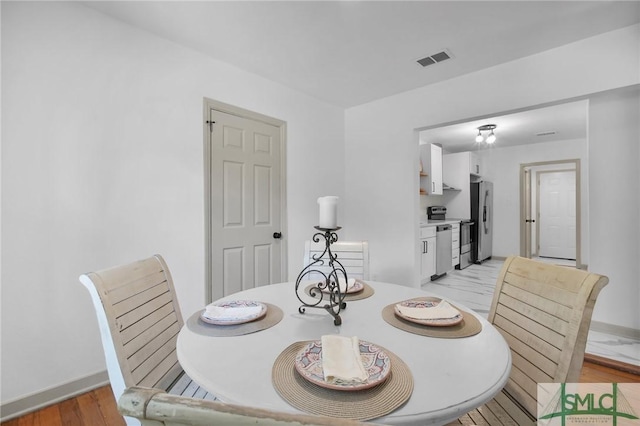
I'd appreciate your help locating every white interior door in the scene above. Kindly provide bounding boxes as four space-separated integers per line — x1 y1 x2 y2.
538 170 576 259
206 102 285 302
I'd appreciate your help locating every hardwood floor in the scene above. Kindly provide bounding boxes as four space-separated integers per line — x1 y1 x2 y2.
2 386 125 426
3 360 638 426
581 354 640 382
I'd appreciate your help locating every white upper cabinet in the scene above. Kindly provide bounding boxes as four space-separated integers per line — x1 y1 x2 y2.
430 144 443 195
419 143 443 196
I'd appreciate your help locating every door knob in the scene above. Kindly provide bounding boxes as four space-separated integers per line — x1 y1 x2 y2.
273 232 282 239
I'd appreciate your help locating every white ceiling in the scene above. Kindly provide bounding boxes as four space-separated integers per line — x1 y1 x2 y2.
83 1 640 108
419 100 589 153
81 1 637 152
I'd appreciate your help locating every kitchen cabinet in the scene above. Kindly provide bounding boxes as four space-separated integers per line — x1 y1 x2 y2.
419 143 443 196
420 226 436 284
451 222 460 268
430 144 443 195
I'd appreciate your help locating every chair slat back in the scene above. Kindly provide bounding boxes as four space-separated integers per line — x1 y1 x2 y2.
487 256 608 418
303 240 369 280
80 255 185 401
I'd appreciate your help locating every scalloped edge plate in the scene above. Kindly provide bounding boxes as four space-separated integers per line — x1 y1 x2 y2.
200 300 267 325
293 340 391 391
394 298 463 327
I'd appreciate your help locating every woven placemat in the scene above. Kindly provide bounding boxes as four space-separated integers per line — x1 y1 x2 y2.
272 341 413 421
382 298 482 338
303 281 374 302
186 303 283 337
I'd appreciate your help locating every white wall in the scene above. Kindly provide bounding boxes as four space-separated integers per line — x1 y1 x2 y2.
1 2 345 404
344 24 640 329
587 88 640 331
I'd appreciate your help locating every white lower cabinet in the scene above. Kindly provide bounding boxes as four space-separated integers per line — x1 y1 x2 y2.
420 226 437 283
451 223 460 268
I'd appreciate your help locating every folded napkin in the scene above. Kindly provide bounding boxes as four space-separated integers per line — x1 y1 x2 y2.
337 277 357 293
202 304 262 321
396 300 460 320
321 335 368 385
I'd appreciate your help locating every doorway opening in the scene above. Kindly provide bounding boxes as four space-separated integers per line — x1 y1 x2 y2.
520 159 581 268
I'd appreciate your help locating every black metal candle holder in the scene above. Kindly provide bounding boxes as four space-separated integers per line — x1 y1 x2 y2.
295 226 348 325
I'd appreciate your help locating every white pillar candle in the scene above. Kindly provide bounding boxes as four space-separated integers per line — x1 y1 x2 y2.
317 196 339 229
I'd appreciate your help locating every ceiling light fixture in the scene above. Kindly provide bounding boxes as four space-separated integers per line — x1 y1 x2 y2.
475 124 497 144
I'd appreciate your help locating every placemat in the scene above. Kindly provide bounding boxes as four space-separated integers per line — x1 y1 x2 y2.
303 281 374 302
272 341 413 421
382 298 482 338
186 303 283 337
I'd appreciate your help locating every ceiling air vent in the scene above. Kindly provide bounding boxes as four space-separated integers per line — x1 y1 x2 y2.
417 50 451 67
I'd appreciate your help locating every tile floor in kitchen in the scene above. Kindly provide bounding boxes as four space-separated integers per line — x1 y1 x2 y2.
421 258 640 367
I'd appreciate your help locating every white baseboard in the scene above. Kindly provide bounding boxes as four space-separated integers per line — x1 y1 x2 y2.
590 320 640 340
0 370 109 422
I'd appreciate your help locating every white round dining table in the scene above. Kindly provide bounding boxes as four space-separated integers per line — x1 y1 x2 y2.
177 281 511 425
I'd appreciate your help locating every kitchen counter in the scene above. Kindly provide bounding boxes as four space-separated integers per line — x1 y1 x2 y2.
420 218 469 227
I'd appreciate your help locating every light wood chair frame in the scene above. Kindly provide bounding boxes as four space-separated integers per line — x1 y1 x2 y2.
80 255 215 426
448 256 608 425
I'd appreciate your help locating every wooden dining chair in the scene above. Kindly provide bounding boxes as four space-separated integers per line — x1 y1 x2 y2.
303 240 370 280
80 255 216 426
119 386 370 425
447 256 608 426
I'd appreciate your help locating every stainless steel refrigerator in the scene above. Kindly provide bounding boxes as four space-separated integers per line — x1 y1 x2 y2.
471 181 493 263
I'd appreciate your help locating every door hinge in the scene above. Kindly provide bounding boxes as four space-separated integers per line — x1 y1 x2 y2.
206 120 215 132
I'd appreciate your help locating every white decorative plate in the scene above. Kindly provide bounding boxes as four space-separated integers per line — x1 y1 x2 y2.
321 279 365 294
200 300 267 325
293 340 391 391
394 298 463 327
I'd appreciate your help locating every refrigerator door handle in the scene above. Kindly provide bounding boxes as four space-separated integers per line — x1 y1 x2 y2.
483 190 490 233
484 206 490 233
